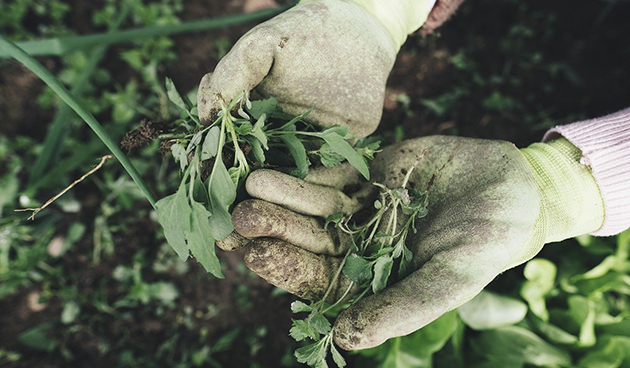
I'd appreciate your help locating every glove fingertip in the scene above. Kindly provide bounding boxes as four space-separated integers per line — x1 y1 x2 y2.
197 72 218 124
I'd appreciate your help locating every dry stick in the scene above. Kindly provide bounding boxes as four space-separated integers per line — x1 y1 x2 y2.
16 155 114 220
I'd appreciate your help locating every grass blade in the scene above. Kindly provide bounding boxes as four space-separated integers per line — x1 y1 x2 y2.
28 6 130 185
0 5 292 58
0 35 157 208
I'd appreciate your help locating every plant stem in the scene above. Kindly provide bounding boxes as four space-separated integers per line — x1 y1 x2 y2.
0 36 157 209
0 5 293 58
27 6 130 185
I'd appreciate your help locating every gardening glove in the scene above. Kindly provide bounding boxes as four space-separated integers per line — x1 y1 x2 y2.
197 0 437 139
230 135 605 350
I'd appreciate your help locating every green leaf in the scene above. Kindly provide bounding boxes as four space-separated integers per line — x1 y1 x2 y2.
457 291 527 330
171 143 188 172
187 130 204 153
291 301 313 313
245 136 266 164
18 323 58 352
343 254 373 284
310 313 332 336
530 317 578 345
330 343 347 368
186 201 224 278
201 126 220 160
156 183 191 261
319 132 369 180
521 258 556 321
61 301 81 324
295 338 328 366
249 114 269 149
568 295 596 347
290 319 319 342
372 256 393 294
165 77 189 111
279 134 309 179
319 143 345 168
473 326 571 366
247 97 278 120
577 336 625 368
209 159 236 211
361 311 459 368
355 138 381 160
324 212 344 230
321 125 350 138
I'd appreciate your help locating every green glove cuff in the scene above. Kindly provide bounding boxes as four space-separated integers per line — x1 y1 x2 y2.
300 0 435 50
520 138 605 244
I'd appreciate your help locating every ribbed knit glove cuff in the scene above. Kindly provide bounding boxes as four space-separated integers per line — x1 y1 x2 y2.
544 108 630 236
343 0 436 50
520 138 605 244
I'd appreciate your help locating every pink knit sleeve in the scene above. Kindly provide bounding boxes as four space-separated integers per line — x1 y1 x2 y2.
543 108 630 236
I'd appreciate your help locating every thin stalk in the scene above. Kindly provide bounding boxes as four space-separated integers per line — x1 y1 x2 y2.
0 36 157 208
0 5 293 58
320 249 352 305
28 6 130 185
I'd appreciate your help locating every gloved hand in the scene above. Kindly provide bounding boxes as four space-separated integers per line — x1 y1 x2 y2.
230 135 605 350
197 0 436 139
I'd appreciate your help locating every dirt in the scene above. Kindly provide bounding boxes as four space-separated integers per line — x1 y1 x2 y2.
1 0 630 366
120 119 169 152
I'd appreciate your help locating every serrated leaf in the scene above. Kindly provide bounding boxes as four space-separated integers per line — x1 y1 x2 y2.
279 134 309 179
330 343 347 368
156 183 191 261
295 339 328 366
319 132 369 180
291 301 313 313
201 126 220 160
372 256 393 294
248 97 278 119
319 143 345 168
290 319 319 341
234 122 252 135
343 254 373 284
186 201 224 278
310 313 332 336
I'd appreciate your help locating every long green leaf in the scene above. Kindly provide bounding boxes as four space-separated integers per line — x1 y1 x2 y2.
187 201 224 278
320 132 370 180
0 5 292 58
28 7 130 184
0 35 157 208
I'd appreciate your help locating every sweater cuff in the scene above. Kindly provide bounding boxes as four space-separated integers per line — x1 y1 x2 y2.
543 108 630 236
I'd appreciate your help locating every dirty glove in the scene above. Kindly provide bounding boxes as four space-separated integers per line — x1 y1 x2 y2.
231 135 604 350
197 0 436 139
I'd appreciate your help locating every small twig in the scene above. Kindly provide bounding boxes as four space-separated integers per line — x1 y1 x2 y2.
16 155 114 220
401 149 428 189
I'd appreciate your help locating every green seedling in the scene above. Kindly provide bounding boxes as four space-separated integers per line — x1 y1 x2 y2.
157 79 379 278
290 157 429 368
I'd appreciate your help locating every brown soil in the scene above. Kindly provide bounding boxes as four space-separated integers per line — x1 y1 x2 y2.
1 0 629 366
